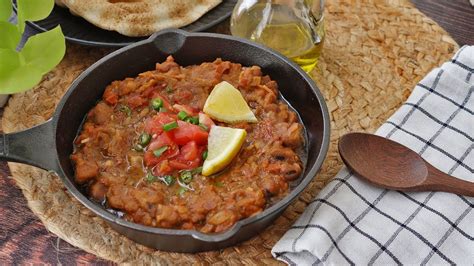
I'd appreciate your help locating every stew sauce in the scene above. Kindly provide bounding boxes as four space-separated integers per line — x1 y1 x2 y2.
71 56 304 233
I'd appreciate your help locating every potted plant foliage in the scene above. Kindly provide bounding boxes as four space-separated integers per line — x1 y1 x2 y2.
0 0 65 106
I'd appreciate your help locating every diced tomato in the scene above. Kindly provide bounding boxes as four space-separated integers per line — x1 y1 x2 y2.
144 113 176 135
143 108 208 172
103 88 118 105
180 141 199 161
153 160 173 176
168 160 189 169
173 104 198 116
168 141 202 170
141 86 157 98
144 150 160 167
143 133 179 167
198 112 215 130
172 121 208 145
198 145 207 158
127 95 147 108
148 132 175 150
169 158 200 170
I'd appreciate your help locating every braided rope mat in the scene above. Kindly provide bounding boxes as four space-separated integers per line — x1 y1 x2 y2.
2 0 458 264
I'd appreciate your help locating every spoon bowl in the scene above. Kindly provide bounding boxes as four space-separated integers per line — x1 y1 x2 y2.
339 133 474 196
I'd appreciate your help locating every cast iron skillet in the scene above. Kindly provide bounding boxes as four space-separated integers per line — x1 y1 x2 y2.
0 29 330 252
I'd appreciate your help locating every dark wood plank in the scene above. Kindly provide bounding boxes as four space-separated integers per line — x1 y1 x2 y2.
0 163 112 265
412 0 474 45
0 107 111 264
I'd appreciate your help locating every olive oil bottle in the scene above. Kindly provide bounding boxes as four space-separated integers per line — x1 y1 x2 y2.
231 1 325 73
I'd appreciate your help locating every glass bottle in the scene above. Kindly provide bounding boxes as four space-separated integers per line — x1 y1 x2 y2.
230 0 325 73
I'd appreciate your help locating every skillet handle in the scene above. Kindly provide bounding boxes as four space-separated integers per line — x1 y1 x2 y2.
0 119 58 171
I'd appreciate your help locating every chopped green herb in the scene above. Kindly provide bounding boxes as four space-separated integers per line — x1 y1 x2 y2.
214 181 224 187
161 175 174 186
177 186 187 195
165 84 174 93
185 116 199 125
133 144 144 152
153 146 169 157
180 170 193 184
202 150 208 160
177 111 188 120
119 105 132 117
198 123 208 131
139 133 151 146
150 98 163 111
145 172 157 182
159 107 168 113
163 121 178 131
192 166 203 175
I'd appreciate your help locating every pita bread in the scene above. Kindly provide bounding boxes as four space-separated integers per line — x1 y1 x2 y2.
57 0 222 37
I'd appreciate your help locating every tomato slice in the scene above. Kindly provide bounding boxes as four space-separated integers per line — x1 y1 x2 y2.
143 133 178 167
144 113 176 135
172 121 209 145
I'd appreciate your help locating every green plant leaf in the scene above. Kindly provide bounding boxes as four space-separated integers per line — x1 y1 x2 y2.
0 21 21 49
0 49 43 94
0 49 21 73
0 0 65 95
0 0 12 21
20 25 65 74
0 65 43 94
17 0 54 32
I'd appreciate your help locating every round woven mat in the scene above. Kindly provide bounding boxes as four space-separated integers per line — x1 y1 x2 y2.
2 0 458 264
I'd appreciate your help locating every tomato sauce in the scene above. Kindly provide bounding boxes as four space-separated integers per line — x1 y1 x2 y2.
71 56 304 233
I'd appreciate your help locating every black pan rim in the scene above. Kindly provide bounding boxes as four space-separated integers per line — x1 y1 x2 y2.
53 29 331 243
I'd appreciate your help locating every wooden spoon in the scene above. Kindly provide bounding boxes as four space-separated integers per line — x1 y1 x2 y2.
338 132 474 196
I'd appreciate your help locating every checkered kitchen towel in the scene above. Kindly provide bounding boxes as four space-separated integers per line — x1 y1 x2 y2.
272 46 474 265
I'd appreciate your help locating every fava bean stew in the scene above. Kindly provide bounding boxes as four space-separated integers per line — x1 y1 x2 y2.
71 56 304 233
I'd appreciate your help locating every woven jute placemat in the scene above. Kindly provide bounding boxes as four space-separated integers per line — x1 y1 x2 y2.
2 0 458 264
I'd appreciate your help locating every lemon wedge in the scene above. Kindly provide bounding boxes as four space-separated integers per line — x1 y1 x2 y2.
202 126 247 176
203 81 257 123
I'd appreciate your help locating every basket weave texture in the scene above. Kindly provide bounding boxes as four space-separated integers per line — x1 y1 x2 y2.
2 0 458 264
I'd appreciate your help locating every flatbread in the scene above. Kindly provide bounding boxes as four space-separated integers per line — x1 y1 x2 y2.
57 0 223 37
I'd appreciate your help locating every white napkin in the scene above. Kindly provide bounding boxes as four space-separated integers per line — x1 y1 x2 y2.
272 45 474 265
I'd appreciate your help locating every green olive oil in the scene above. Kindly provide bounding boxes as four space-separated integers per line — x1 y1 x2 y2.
231 3 324 72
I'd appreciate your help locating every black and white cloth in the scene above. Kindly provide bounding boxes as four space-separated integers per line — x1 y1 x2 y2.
272 46 474 265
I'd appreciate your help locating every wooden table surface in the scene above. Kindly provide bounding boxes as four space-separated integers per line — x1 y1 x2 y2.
1 0 473 264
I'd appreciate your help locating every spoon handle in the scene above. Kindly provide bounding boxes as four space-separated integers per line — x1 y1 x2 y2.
425 167 474 197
